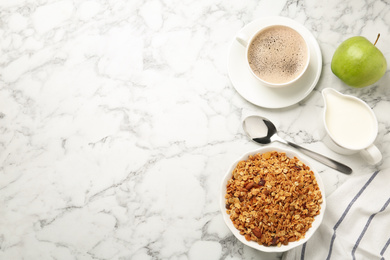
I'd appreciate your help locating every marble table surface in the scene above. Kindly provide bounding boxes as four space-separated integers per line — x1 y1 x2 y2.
1 0 389 259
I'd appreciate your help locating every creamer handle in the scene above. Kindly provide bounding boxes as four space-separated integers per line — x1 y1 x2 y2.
360 144 382 165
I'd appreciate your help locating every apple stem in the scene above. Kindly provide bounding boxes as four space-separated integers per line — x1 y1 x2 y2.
374 33 380 46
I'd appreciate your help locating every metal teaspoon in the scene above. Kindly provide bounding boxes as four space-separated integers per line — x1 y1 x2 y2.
242 115 352 174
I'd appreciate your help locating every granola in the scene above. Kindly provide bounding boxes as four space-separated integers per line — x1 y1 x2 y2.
225 151 323 247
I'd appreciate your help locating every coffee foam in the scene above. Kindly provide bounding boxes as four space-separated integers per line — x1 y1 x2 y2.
247 25 308 84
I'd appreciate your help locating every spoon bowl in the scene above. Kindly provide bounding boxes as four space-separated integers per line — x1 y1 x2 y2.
243 115 276 144
242 115 352 174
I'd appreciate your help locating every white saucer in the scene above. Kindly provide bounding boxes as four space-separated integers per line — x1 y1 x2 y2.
228 16 322 109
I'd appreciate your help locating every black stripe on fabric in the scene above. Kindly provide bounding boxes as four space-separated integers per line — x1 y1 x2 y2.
380 235 390 259
351 196 390 260
300 242 306 260
326 171 380 260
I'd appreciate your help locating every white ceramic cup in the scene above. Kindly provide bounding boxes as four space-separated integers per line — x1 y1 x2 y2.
322 88 382 165
236 23 310 88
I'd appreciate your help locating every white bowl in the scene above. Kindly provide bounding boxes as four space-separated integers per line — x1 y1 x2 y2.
220 146 326 252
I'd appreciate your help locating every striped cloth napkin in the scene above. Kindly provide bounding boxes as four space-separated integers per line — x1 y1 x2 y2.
282 170 390 260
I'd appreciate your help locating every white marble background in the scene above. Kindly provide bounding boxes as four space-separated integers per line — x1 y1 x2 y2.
1 0 389 259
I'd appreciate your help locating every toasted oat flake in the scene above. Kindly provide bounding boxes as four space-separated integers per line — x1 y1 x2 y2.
225 151 322 247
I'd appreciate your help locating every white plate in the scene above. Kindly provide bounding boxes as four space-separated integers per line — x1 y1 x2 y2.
220 146 326 252
228 16 322 109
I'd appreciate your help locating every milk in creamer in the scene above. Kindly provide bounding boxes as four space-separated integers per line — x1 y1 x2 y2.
323 89 376 150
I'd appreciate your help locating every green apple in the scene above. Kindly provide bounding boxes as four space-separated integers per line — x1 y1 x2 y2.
331 34 387 88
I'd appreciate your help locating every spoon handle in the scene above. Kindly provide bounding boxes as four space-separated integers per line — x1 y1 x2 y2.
285 141 352 174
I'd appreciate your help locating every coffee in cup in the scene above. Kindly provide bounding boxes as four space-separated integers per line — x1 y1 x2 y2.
236 24 310 88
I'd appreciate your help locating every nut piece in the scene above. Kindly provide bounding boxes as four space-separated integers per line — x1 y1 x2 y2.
252 227 262 238
225 151 322 247
245 182 254 190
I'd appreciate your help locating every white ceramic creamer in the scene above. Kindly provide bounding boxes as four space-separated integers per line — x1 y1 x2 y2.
322 88 382 165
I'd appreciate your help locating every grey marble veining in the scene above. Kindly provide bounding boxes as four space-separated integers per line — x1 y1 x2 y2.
1 0 389 259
